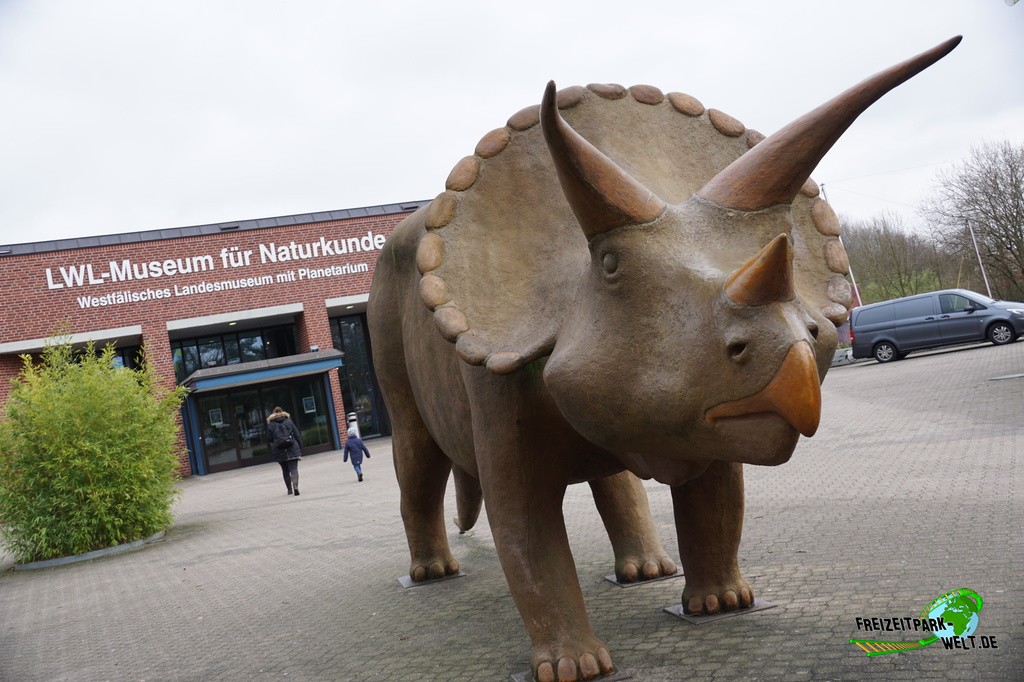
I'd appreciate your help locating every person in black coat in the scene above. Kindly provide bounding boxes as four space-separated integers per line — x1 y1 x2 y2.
267 407 303 495
342 427 371 482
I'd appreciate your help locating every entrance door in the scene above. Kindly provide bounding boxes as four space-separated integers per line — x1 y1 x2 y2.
292 381 331 449
232 388 267 464
194 375 337 474
197 391 272 472
198 394 239 473
261 378 334 454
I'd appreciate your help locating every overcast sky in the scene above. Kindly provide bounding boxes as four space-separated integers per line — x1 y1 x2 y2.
1 1 1021 245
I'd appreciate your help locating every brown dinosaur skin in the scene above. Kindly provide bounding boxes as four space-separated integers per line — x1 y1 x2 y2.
370 210 682 681
368 39 959 682
369 202 824 682
370 205 678 576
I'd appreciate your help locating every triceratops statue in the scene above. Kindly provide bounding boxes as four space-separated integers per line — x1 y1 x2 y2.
368 37 960 681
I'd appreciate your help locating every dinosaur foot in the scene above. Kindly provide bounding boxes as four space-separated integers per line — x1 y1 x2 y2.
533 641 614 682
615 555 677 583
409 554 460 582
682 575 754 615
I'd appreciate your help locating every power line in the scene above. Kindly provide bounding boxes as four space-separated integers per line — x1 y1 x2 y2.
825 160 951 184
821 186 919 210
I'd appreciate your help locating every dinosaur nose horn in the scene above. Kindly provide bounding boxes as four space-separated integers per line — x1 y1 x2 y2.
705 341 822 437
724 234 795 306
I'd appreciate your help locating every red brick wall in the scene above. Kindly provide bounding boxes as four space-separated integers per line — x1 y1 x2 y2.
0 212 410 475
0 356 24 407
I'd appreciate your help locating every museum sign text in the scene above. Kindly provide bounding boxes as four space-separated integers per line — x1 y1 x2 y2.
41 232 387 309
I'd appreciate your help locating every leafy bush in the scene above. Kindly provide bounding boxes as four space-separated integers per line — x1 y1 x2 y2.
0 341 185 563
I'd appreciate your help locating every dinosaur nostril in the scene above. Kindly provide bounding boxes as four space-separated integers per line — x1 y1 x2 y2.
808 323 819 340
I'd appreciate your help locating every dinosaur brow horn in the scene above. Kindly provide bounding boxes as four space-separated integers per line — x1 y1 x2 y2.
698 36 962 212
724 234 795 305
540 81 665 239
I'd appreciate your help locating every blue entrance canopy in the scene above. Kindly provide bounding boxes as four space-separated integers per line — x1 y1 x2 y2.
181 349 344 393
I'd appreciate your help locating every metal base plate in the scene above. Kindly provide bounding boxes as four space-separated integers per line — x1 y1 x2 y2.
603 566 684 587
512 669 632 681
396 571 466 588
663 598 776 624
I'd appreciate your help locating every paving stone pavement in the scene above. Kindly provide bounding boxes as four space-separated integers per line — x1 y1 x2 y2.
1 341 1022 681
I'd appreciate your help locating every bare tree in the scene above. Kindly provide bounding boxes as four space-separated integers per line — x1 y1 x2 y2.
922 140 1024 300
842 213 952 303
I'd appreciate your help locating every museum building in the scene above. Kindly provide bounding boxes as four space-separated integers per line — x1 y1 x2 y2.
0 200 429 476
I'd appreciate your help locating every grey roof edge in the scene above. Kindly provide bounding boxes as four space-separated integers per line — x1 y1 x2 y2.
179 348 344 387
0 200 432 258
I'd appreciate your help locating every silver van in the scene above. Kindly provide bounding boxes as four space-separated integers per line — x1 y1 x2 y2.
850 289 1024 363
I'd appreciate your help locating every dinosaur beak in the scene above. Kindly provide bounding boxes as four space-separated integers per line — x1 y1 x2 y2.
705 341 822 437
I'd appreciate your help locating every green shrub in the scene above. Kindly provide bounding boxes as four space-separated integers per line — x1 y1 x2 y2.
0 341 185 563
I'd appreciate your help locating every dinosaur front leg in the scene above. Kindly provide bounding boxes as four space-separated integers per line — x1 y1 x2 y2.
481 459 614 682
590 471 677 582
671 460 754 615
468 372 614 682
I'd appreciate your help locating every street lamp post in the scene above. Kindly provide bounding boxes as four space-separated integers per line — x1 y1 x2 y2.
967 220 993 298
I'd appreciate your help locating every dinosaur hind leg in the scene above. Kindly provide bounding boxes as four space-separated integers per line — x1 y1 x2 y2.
453 464 482 533
391 408 460 581
590 470 677 582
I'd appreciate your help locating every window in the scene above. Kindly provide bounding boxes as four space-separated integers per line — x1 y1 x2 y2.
238 333 264 363
263 326 297 359
331 315 384 437
170 325 297 382
111 345 141 369
857 304 894 326
939 294 977 314
198 337 225 369
179 342 200 379
893 297 935 320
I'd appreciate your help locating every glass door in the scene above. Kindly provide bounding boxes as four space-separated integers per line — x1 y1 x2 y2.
197 394 239 473
231 389 269 464
292 379 330 450
260 378 334 454
193 375 338 474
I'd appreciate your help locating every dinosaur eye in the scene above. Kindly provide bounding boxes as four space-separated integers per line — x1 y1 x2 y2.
727 341 748 362
808 322 819 340
602 253 618 275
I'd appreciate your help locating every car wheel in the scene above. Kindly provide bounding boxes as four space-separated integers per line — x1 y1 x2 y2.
873 341 898 363
988 321 1015 345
